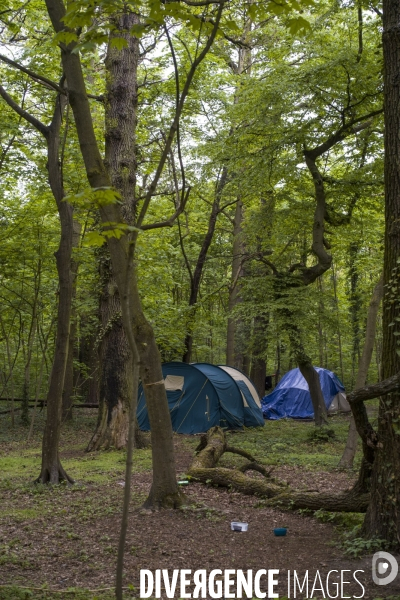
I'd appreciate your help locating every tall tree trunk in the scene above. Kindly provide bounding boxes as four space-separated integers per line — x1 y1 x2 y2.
87 256 133 450
317 277 325 368
36 94 74 484
362 0 400 546
338 276 383 468
101 10 181 501
226 34 252 368
87 12 138 451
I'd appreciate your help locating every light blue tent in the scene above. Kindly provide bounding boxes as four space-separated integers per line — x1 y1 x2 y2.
137 362 264 434
262 367 348 420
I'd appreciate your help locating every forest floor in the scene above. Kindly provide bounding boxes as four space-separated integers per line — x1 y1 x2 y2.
0 408 399 600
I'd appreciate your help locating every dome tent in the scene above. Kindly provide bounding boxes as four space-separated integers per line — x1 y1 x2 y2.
261 367 349 420
137 362 264 434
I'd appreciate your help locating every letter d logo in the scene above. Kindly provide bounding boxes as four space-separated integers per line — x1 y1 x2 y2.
372 551 398 585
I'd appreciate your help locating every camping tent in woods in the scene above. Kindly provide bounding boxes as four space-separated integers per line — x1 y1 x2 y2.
261 367 350 420
137 362 264 434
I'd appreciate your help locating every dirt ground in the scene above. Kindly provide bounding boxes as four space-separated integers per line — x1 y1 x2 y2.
1 430 400 600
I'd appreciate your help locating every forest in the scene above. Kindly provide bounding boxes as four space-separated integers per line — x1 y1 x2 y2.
0 0 400 598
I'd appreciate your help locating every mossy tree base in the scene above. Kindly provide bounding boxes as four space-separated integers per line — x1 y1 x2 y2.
35 460 74 485
142 487 185 510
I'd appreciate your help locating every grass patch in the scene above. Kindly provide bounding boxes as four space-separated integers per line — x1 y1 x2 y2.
221 415 360 470
1 508 40 520
0 585 136 600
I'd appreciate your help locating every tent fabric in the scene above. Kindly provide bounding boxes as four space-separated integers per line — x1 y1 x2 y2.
137 362 264 434
330 391 350 413
261 367 347 420
218 365 261 408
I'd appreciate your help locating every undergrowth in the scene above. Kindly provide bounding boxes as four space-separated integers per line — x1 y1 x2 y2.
0 585 136 599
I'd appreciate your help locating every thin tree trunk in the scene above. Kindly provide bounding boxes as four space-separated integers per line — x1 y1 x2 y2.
338 276 383 468
317 278 324 367
0 315 18 428
182 166 227 362
280 303 328 426
115 349 140 600
250 314 268 398
21 279 39 426
331 262 345 383
348 243 361 388
28 318 55 442
297 354 328 426
36 94 75 484
226 198 244 365
62 219 81 422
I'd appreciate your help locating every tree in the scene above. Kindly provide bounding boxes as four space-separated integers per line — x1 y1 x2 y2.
0 67 76 481
43 0 227 506
362 0 400 545
338 275 383 468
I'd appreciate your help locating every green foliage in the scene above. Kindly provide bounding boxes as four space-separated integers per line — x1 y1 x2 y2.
307 427 336 443
342 532 388 558
0 0 385 441
0 586 133 599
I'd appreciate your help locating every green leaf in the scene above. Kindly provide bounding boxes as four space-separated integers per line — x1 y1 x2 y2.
85 231 106 247
110 37 129 50
225 19 241 33
287 16 312 35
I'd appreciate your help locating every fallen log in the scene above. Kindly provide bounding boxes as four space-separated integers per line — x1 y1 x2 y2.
188 426 369 513
269 490 370 513
188 426 285 497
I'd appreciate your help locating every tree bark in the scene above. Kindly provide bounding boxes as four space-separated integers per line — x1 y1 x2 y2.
87 259 133 450
282 306 328 426
62 219 81 422
362 0 400 547
297 353 328 426
338 276 383 468
188 427 283 497
36 93 74 484
87 12 139 451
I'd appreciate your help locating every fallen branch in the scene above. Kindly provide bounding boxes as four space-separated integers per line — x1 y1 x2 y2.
347 371 400 404
188 427 370 513
268 490 370 513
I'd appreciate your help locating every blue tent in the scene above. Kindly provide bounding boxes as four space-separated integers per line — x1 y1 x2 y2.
261 367 348 420
137 362 264 434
